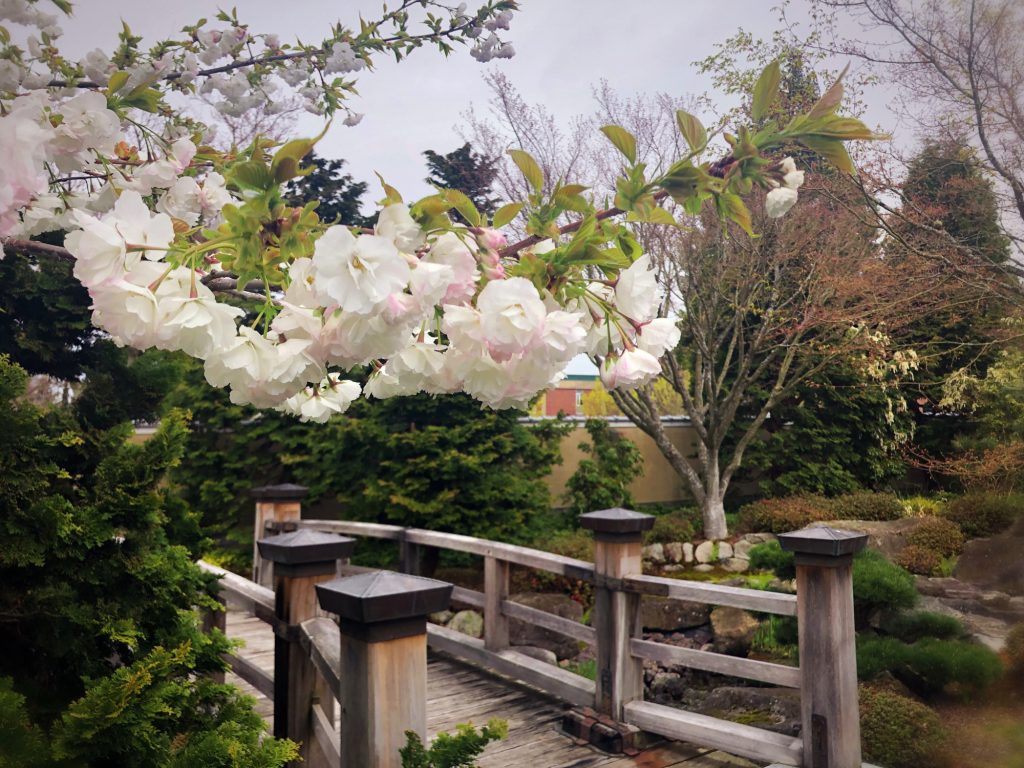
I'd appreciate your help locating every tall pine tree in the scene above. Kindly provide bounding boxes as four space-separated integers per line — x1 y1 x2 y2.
423 142 499 217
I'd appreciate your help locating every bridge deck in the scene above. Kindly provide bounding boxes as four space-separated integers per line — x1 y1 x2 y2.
225 610 756 768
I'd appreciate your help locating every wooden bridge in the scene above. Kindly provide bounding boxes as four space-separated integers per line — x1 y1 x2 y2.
197 485 869 768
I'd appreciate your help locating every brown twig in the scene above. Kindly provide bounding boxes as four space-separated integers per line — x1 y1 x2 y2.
1 238 74 262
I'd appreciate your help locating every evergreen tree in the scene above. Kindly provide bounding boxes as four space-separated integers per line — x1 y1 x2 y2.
284 151 371 226
423 142 499 216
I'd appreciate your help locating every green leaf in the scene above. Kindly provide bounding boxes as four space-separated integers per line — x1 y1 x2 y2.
718 191 755 236
805 116 878 141
229 161 275 192
118 87 162 113
270 125 329 184
508 149 544 192
375 172 403 205
809 64 848 120
492 203 524 229
751 60 781 122
599 125 637 164
799 135 855 174
626 207 676 226
441 189 481 226
106 70 129 94
675 110 707 152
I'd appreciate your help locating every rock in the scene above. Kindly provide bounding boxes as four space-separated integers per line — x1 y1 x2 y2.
721 557 750 573
640 595 712 631
514 645 557 665
718 542 734 559
807 518 931 559
509 592 584 660
448 609 483 638
649 671 687 701
733 539 755 560
642 543 665 564
662 564 685 573
683 542 694 563
699 686 801 736
664 542 684 564
710 606 760 654
955 529 1024 596
693 564 714 573
429 610 453 625
695 541 716 563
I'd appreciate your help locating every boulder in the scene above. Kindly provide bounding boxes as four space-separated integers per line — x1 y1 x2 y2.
695 541 716 563
448 609 483 638
720 557 750 573
693 564 714 573
699 686 801 736
664 542 684 564
509 592 584 660
682 542 694 564
710 606 760 654
640 595 711 631
808 518 932 559
662 564 685 573
648 671 687 701
514 645 558 665
732 539 755 560
718 542 734 559
955 528 1024 596
642 543 666 564
429 610 453 625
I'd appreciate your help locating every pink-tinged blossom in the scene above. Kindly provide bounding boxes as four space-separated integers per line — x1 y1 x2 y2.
279 374 361 423
0 93 52 240
476 277 546 359
637 317 681 358
615 255 662 323
375 203 425 253
312 225 411 314
600 349 662 390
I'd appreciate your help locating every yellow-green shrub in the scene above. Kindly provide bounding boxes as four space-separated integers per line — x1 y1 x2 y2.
859 686 947 768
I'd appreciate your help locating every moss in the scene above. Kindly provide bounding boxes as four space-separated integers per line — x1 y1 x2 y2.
859 686 947 768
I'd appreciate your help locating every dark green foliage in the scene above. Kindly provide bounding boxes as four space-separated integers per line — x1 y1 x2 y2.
737 495 836 533
857 637 1002 699
564 420 643 517
852 549 918 627
906 517 964 556
944 492 1022 538
831 491 904 522
644 511 696 545
859 686 947 768
880 611 965 643
0 355 293 765
747 540 796 579
534 529 594 561
400 719 508 767
423 142 499 217
284 151 371 226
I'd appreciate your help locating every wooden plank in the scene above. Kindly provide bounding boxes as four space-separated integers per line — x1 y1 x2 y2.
427 624 595 708
451 585 486 609
501 599 597 645
624 575 797 617
224 651 274 698
297 519 405 540
300 617 341 701
630 638 800 688
404 529 595 581
623 701 803 766
198 560 276 622
310 702 340 768
485 557 510 651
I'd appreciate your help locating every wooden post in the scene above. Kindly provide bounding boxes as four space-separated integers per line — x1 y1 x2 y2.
779 527 868 768
399 530 424 575
580 507 654 721
250 483 308 589
484 556 510 651
316 571 453 768
257 529 355 766
200 603 227 684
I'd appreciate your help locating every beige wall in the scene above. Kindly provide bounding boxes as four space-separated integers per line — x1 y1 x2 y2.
544 419 700 507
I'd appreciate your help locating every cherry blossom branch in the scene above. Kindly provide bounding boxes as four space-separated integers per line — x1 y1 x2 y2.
1 238 74 262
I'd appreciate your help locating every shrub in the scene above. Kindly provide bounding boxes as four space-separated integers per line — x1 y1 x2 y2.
1006 622 1024 677
645 512 696 545
747 541 796 579
833 491 904 521
894 544 942 575
536 529 594 562
881 611 965 643
858 636 1003 698
901 495 946 518
563 419 643 517
906 517 965 557
737 495 836 534
859 686 947 768
401 719 508 767
944 492 1023 538
852 550 917 626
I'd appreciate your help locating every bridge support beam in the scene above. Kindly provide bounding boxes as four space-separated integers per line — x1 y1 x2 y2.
317 571 453 768
250 483 309 589
779 527 868 768
580 508 654 721
258 530 355 766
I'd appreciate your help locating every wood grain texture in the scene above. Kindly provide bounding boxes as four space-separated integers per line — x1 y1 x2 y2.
629 638 800 688
297 519 405 540
593 538 643 720
501 599 597 644
484 556 510 651
623 575 798 616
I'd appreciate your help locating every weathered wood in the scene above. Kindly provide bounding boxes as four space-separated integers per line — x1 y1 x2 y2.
500 599 597 645
254 499 302 588
796 559 862 768
300 617 341 701
629 638 800 688
198 560 276 623
623 574 798 616
623 700 804 766
310 702 341 768
427 624 595 708
450 585 486 609
403 529 595 581
298 519 405 540
484 557 510 651
592 534 643 720
224 651 274 698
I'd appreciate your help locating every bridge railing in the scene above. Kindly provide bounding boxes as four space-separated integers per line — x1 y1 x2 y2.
212 484 866 768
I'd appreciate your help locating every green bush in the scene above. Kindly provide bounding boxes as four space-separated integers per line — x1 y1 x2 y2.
900 495 947 518
906 517 965 557
832 491 904 521
401 719 508 767
944 492 1023 538
535 529 594 562
737 495 836 533
563 419 643 517
1006 622 1024 677
747 541 796 579
852 550 917 626
645 512 696 545
881 611 965 643
857 636 1003 698
894 544 942 575
859 686 947 768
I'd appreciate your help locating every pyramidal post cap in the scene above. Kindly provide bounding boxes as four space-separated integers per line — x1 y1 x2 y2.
579 507 655 535
316 570 453 624
249 483 309 501
777 526 868 558
257 529 355 565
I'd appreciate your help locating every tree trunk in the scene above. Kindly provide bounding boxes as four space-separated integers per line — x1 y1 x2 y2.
701 456 728 540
